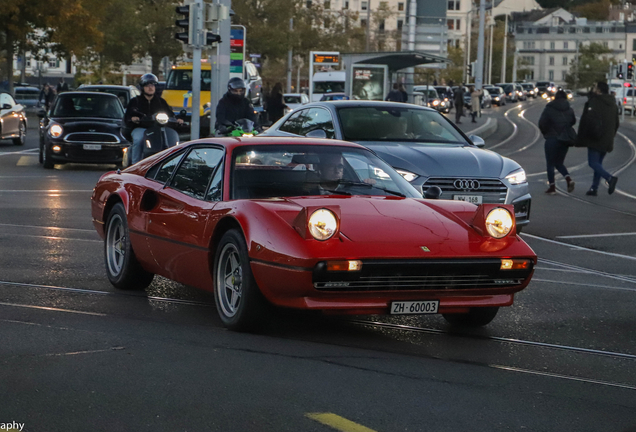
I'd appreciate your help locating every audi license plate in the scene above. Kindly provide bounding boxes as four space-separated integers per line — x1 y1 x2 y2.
454 195 482 204
83 144 102 151
390 300 439 315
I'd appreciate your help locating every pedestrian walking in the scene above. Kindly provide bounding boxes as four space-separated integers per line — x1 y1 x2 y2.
56 77 69 94
577 81 619 196
470 86 482 123
385 83 404 102
265 82 287 124
39 83 55 111
538 89 576 194
398 83 408 103
453 87 464 124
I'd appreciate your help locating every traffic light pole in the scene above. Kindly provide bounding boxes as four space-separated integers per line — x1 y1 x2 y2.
191 0 203 140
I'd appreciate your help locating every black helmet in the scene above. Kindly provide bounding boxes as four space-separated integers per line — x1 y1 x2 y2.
139 73 158 87
228 77 246 91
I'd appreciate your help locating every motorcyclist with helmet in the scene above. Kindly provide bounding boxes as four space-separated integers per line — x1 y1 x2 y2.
215 77 260 135
124 73 184 164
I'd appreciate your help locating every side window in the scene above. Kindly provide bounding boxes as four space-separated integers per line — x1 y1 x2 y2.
148 151 186 184
279 110 305 135
206 162 224 201
169 147 224 200
301 107 335 138
302 94 309 104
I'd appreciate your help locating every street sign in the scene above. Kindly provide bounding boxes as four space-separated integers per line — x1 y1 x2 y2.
249 53 261 58
230 26 246 76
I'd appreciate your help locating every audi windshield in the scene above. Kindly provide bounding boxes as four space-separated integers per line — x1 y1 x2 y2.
337 106 468 144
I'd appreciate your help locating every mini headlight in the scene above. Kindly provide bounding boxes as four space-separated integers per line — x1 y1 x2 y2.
308 209 338 241
433 100 439 106
485 208 513 238
505 169 527 185
156 113 169 124
49 124 63 138
395 169 418 182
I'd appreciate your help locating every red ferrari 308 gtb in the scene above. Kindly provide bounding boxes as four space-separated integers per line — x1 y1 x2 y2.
91 137 537 331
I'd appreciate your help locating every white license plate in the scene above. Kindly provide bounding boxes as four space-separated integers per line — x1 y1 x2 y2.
390 300 439 315
454 195 482 204
83 144 102 151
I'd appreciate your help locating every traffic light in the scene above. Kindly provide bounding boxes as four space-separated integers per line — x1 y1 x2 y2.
466 63 473 77
175 2 194 45
205 32 221 45
617 64 624 79
203 3 228 45
628 63 634 80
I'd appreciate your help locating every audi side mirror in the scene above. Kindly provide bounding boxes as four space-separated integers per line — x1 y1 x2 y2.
305 129 328 139
469 135 485 148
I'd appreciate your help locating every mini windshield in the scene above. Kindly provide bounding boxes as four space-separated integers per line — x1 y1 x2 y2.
231 145 421 199
166 69 212 91
488 88 502 94
14 89 39 100
313 81 345 93
337 106 468 144
500 84 514 93
51 94 124 118
284 96 301 104
536 81 550 87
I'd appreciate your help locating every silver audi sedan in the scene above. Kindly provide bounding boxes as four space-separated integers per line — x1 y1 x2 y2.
261 100 531 230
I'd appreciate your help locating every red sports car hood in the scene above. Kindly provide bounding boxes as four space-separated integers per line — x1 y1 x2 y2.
285 196 476 244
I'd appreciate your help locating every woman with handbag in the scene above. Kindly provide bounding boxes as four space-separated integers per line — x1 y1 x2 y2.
538 89 577 194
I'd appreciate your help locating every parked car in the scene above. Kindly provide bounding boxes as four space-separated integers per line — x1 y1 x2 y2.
263 101 531 230
283 93 309 111
78 85 141 109
13 86 42 112
0 92 27 145
38 92 129 169
485 86 506 106
91 136 537 331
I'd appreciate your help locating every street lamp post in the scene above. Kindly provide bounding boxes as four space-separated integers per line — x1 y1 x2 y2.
501 13 508 83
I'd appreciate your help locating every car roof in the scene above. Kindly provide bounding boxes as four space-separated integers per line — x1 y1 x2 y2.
57 91 120 99
80 85 135 90
299 100 437 112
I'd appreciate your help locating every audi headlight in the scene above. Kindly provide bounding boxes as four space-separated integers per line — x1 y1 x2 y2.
156 113 169 124
485 208 513 238
49 123 63 138
505 169 527 185
396 169 418 182
308 209 338 241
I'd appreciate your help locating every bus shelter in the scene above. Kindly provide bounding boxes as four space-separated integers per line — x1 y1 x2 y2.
342 51 451 103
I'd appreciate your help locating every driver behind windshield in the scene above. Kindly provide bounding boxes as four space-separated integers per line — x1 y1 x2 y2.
317 153 346 192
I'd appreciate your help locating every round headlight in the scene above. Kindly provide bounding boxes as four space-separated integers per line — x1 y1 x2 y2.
156 113 169 124
49 124 63 138
485 208 513 239
308 209 338 241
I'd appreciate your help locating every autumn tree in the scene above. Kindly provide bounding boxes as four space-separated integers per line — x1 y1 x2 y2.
565 42 613 89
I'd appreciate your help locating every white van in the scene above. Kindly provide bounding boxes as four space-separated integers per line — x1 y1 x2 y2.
311 71 346 102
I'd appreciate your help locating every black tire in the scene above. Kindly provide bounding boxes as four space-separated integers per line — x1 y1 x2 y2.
104 202 154 290
41 143 54 169
442 306 499 327
214 229 268 331
13 121 26 146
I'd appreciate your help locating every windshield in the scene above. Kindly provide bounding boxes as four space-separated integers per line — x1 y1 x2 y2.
487 87 502 94
231 145 421 199
82 88 129 106
417 90 438 98
536 81 550 87
166 69 212 91
14 89 39 100
337 106 468 144
521 84 533 89
51 94 124 119
313 81 345 93
284 96 301 104
500 84 514 93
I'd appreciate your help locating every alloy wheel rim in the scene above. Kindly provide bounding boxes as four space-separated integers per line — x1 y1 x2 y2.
106 214 125 276
19 124 25 144
216 243 242 318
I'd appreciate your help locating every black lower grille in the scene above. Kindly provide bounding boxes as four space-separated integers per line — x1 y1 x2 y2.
313 259 532 292
423 178 507 204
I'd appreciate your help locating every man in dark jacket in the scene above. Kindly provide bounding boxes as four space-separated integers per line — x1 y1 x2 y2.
215 77 258 135
538 90 576 194
124 73 183 164
453 87 464 124
577 81 619 196
386 84 404 102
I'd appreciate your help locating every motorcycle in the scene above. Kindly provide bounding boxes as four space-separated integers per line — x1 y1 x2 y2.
122 111 184 167
215 118 259 137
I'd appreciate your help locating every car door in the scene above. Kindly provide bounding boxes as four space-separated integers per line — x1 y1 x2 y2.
143 146 225 287
0 93 19 136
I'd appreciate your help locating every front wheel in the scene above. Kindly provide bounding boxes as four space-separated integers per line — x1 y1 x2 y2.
13 122 26 146
105 202 154 290
214 229 268 331
442 307 499 327
41 143 54 169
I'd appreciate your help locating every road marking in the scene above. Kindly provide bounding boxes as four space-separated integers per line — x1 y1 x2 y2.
522 233 636 261
488 104 522 150
0 301 107 316
0 189 93 193
306 413 377 432
16 155 38 166
0 222 95 232
556 232 636 239
532 278 636 292
0 148 38 157
0 232 101 242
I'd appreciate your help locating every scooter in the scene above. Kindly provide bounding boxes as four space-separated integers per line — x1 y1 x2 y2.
122 111 183 167
215 119 258 137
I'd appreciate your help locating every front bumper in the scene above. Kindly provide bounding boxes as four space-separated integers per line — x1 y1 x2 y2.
46 141 129 164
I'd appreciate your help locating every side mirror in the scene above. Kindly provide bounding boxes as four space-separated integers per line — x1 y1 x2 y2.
305 129 328 139
424 186 443 199
469 135 486 148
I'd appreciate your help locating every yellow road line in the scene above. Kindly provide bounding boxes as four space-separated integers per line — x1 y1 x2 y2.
306 413 377 432
16 155 38 166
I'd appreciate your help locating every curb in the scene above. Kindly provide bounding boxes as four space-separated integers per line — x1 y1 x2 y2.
465 117 498 139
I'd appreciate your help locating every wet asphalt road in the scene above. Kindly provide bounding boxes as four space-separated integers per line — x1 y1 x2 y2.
0 107 635 431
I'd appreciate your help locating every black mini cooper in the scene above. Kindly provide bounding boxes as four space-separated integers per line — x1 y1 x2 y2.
38 92 129 169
